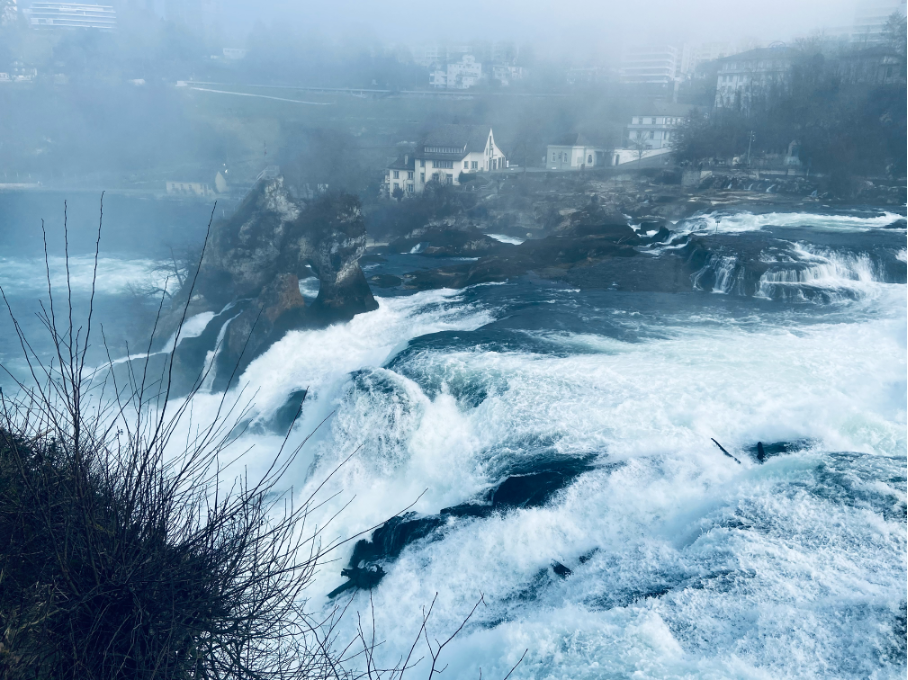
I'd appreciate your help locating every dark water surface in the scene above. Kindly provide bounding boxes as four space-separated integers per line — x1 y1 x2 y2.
0 194 905 678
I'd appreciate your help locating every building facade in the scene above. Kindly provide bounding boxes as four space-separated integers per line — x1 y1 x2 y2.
626 110 689 150
385 125 507 196
546 134 607 170
679 42 736 75
620 45 679 84
431 55 483 89
25 2 116 29
714 47 794 110
852 0 907 43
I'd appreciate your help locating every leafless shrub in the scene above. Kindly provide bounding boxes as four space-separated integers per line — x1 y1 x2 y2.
0 197 526 680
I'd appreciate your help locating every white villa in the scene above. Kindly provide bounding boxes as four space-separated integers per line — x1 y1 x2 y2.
385 125 507 196
546 133 607 170
430 55 483 89
627 107 690 149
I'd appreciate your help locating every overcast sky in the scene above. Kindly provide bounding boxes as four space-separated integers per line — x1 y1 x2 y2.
221 0 867 47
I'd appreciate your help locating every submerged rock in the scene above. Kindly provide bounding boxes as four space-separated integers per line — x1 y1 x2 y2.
389 224 511 258
552 562 573 578
746 439 815 463
441 455 597 517
327 454 597 597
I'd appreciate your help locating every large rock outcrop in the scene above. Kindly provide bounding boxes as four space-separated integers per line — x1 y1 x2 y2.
167 178 377 392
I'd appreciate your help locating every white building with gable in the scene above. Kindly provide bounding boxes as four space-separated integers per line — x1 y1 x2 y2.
385 125 507 196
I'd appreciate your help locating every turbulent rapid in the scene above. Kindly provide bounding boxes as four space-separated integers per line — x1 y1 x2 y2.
1 206 905 678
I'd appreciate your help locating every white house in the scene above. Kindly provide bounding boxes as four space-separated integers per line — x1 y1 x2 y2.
492 64 525 86
626 109 690 150
385 125 507 196
430 55 483 89
384 154 417 198
545 134 607 170
447 55 482 88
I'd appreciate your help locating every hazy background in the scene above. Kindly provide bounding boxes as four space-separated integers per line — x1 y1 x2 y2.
219 0 859 47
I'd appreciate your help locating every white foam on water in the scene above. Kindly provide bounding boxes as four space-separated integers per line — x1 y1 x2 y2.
293 284 906 678
298 276 320 299
677 211 905 235
0 255 173 297
148 288 497 489
199 311 241 393
160 310 217 353
692 255 745 295
485 233 526 245
755 245 886 302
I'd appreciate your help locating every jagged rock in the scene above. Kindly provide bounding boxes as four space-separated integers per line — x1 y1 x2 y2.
745 439 815 463
552 562 573 578
165 179 377 391
369 274 402 288
327 455 597 597
441 455 597 517
402 210 641 290
389 223 511 257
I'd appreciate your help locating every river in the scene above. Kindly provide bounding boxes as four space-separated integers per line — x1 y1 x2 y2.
1 193 905 678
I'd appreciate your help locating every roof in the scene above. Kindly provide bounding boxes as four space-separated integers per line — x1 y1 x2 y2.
419 124 492 156
387 154 416 171
632 102 700 118
549 132 599 147
717 46 797 63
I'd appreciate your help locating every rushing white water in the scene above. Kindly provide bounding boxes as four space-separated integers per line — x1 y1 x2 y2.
692 255 745 295
258 280 904 679
298 276 320 300
199 311 241 393
486 233 527 245
755 244 885 302
2 208 905 678
0 254 173 296
677 210 905 235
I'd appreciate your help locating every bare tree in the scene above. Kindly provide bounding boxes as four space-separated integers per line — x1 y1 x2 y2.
0 196 530 680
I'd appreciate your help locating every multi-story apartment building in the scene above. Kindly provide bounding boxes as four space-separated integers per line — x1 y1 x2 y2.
679 42 736 75
852 0 907 43
25 2 116 29
714 47 794 110
620 45 679 84
430 55 483 89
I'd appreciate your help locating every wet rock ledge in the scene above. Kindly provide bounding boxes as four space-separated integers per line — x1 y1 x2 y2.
164 177 377 392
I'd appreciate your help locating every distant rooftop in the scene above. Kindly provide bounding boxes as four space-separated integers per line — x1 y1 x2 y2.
419 124 493 156
26 2 117 30
550 133 600 147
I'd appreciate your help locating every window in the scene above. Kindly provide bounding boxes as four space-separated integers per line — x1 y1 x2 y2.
420 173 425 183
393 170 399 179
432 172 439 181
447 173 453 183
433 160 454 169
472 161 478 169
464 161 469 169
552 153 556 161
408 171 414 180
587 154 592 164
393 182 399 189
420 160 426 167
406 184 414 193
